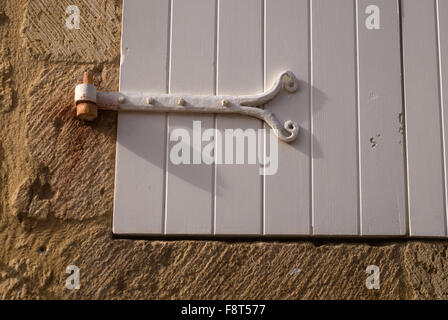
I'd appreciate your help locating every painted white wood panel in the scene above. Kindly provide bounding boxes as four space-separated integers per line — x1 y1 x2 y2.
312 0 359 235
357 0 406 235
215 0 263 235
402 0 447 237
165 0 216 234
113 0 169 235
113 0 448 238
439 0 448 237
264 0 311 235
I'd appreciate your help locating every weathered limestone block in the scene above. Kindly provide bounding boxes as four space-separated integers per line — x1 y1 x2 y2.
21 0 121 63
24 64 118 220
404 242 448 299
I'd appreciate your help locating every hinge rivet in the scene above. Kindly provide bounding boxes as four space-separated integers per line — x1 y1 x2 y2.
118 96 125 104
177 98 186 106
146 97 153 104
221 99 229 107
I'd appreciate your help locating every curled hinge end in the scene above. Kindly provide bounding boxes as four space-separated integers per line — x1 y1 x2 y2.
277 120 299 142
240 70 299 107
262 111 299 143
282 71 299 93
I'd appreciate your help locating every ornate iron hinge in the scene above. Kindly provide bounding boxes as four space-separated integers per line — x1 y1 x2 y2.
75 71 300 142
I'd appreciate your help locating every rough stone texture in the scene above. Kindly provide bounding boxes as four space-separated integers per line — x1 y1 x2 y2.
0 0 447 300
404 242 448 299
21 0 120 63
0 61 13 113
25 64 117 220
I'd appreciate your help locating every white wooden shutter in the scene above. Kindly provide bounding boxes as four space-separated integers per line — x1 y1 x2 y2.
113 0 448 238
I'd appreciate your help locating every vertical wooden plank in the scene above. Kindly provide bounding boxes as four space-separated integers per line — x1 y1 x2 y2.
312 0 359 235
439 0 448 237
165 0 216 234
215 0 263 235
357 0 406 235
403 0 446 236
113 0 169 234
264 0 311 235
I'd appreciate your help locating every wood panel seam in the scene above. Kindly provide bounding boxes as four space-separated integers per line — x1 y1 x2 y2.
435 0 448 236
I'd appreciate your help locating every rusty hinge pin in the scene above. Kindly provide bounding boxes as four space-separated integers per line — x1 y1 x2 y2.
75 72 98 121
